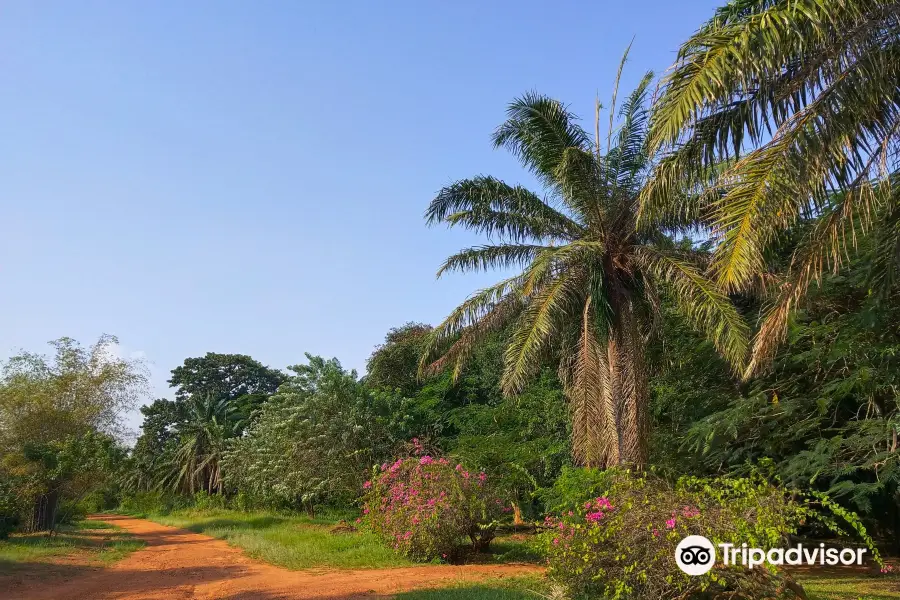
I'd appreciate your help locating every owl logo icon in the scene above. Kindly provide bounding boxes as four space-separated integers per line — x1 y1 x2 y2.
675 535 716 575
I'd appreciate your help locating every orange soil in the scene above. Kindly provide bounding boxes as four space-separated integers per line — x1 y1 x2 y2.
0 515 542 600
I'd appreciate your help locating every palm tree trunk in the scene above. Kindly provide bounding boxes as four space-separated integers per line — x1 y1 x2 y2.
604 336 623 467
617 308 649 467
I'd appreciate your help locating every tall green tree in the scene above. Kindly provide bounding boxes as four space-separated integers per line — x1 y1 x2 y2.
224 355 413 509
169 352 286 422
125 398 182 493
0 336 147 531
167 394 240 495
421 62 748 467
645 0 900 376
365 323 433 397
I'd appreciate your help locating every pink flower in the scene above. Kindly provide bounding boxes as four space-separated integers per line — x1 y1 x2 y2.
478 472 487 482
355 518 362 524
552 538 560 545
419 455 434 465
652 529 660 537
585 511 605 523
665 518 677 529
363 480 372 489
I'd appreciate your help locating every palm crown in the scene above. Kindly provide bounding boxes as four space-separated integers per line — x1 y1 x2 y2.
422 63 749 467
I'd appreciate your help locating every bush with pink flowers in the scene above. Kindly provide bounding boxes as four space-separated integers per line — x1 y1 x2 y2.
361 447 504 561
540 469 882 600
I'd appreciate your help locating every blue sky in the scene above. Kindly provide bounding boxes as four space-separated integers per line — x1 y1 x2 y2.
0 0 719 432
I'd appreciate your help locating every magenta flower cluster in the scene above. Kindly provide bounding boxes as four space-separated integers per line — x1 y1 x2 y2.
360 446 502 561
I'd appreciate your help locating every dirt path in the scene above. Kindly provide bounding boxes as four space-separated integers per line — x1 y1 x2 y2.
1 515 542 600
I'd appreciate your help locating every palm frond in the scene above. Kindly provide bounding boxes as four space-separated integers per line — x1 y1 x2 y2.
606 70 654 194
436 244 550 277
502 271 583 395
492 94 599 222
426 176 584 240
636 244 750 372
869 186 900 296
746 176 896 376
493 93 592 183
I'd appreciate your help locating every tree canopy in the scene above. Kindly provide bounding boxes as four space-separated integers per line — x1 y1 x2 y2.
421 60 748 467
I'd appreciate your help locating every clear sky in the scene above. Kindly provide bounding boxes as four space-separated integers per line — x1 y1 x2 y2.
0 0 720 432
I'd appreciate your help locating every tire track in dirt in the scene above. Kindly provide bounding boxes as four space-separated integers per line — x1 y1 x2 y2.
1 515 542 599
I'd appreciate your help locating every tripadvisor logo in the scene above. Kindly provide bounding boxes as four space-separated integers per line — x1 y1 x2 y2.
675 535 868 575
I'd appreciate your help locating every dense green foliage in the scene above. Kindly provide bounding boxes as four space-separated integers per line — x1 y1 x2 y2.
126 352 286 496
652 248 900 549
539 469 874 599
0 336 145 533
222 355 415 509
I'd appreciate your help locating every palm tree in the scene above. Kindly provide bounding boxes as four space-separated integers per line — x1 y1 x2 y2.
420 61 749 468
168 394 239 494
644 0 900 376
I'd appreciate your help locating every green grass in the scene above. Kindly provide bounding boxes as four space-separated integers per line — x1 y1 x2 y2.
135 508 541 571
386 573 900 600
800 573 900 600
0 520 144 568
142 508 417 570
489 534 543 563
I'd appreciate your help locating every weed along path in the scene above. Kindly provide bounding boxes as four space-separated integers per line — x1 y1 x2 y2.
2 515 542 600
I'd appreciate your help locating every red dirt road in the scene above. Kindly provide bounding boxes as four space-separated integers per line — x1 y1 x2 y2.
0 515 542 600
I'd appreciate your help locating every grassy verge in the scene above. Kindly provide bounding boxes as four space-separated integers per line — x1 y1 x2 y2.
386 573 900 600
800 572 900 600
0 519 144 571
126 507 541 571
134 508 415 570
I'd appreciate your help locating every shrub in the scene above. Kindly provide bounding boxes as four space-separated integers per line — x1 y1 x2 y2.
362 450 504 561
539 469 880 600
0 476 23 539
222 355 413 511
192 491 226 511
118 491 191 516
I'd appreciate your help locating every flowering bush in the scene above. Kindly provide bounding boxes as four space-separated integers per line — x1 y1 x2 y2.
539 470 881 600
361 448 504 561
